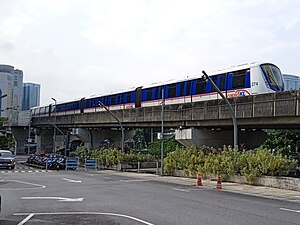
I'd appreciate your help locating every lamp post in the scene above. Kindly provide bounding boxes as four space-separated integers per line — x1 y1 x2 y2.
0 94 7 100
51 97 57 153
48 120 67 156
98 101 124 153
160 88 165 176
202 70 238 147
27 111 32 155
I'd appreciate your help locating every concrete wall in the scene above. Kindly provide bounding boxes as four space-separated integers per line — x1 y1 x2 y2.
11 127 27 155
228 175 300 192
32 90 300 129
175 128 267 148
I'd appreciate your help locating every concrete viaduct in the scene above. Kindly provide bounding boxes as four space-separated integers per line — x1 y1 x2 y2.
8 90 300 154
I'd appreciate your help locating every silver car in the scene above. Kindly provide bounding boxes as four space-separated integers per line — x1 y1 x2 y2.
0 150 16 169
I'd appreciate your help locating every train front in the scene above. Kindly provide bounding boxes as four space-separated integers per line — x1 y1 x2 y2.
260 63 284 92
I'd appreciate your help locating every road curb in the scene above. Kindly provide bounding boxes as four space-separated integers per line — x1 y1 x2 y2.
97 170 300 203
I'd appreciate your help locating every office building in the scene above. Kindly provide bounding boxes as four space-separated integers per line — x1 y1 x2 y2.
0 65 23 117
22 83 41 110
283 74 300 91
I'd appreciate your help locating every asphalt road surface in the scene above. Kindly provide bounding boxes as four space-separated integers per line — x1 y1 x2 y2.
0 163 300 225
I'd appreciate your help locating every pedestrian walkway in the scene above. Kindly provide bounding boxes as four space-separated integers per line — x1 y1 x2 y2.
97 170 300 203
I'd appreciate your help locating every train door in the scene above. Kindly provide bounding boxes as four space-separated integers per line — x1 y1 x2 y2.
135 87 142 108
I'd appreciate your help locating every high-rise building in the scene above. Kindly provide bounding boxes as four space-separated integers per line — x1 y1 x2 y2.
283 74 300 91
22 83 41 110
0 65 23 117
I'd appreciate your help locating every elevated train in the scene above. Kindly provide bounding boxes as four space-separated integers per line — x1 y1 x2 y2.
31 62 284 117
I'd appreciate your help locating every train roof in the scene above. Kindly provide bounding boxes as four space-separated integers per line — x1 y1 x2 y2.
141 62 267 89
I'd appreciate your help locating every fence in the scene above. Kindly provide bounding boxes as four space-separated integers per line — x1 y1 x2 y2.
97 161 161 174
65 157 79 171
85 158 97 171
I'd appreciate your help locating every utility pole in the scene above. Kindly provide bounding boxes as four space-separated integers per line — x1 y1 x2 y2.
51 97 57 153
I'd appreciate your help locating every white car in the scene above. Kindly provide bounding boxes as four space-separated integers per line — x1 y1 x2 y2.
0 150 16 170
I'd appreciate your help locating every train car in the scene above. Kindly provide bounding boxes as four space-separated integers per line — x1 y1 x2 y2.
31 62 284 117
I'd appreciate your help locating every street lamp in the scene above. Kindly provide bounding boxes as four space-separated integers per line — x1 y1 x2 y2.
51 97 57 153
98 101 124 153
160 88 165 176
0 94 7 100
202 70 238 147
48 120 67 156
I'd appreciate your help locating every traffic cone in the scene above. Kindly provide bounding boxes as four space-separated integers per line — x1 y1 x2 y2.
216 176 222 190
196 175 203 186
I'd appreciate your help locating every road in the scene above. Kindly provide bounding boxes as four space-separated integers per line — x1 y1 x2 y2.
0 162 300 225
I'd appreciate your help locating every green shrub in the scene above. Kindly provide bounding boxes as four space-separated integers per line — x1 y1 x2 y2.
163 146 296 181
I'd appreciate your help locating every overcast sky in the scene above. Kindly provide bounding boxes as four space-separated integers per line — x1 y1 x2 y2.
1 0 300 105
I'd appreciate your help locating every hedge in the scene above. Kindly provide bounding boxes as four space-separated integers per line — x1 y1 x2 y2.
163 146 297 181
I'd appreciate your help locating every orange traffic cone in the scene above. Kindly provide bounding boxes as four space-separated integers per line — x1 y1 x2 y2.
196 175 203 186
216 176 222 190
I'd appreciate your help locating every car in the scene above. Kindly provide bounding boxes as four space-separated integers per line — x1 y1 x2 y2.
0 150 16 170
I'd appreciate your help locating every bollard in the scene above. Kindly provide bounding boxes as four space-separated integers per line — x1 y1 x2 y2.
138 161 140 173
156 161 159 175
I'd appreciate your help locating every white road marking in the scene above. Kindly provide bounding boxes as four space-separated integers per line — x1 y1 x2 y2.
86 174 95 176
0 180 46 191
280 208 300 213
14 212 154 225
172 188 190 192
17 213 34 225
62 178 82 183
21 197 84 202
120 179 147 183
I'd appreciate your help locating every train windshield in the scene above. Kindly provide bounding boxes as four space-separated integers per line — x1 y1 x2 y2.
260 64 284 91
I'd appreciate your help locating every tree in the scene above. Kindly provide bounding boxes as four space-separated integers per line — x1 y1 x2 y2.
262 129 300 161
0 118 15 149
148 137 183 158
133 128 151 150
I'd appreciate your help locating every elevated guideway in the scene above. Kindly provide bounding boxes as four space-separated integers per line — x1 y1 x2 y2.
6 90 300 153
32 90 300 129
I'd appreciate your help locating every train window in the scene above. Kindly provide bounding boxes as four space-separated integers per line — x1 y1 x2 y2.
155 87 161 99
126 92 131 103
86 99 90 108
219 74 226 91
111 95 116 105
146 89 152 101
211 75 218 92
232 70 246 89
179 82 185 96
118 95 122 104
168 83 176 98
101 96 107 106
196 78 206 94
186 81 191 95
